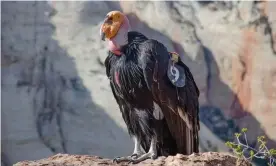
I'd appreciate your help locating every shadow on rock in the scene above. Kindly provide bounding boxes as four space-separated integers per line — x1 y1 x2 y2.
1 1 132 165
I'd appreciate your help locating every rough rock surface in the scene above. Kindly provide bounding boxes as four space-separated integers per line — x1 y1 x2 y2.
1 1 276 166
14 152 251 166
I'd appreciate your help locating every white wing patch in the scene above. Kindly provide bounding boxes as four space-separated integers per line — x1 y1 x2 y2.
153 102 164 120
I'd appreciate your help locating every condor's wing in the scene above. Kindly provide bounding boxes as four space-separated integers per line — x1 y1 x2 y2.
138 39 200 154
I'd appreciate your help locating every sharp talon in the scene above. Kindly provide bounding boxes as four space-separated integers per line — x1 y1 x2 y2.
112 157 122 163
130 153 138 158
130 154 136 157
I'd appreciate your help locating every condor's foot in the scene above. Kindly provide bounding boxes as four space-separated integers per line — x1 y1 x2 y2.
128 138 158 164
113 136 145 163
113 153 143 163
127 151 157 164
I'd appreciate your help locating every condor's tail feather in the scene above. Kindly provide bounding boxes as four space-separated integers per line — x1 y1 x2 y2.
158 103 199 154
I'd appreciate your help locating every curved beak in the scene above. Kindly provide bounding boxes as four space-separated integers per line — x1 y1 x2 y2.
100 17 110 41
101 31 105 41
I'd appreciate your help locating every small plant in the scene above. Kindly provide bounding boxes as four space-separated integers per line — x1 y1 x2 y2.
225 128 276 166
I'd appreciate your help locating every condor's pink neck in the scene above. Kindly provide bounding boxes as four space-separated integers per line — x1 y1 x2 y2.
108 15 131 56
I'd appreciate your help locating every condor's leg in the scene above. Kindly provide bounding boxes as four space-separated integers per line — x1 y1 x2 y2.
128 138 158 164
113 136 144 163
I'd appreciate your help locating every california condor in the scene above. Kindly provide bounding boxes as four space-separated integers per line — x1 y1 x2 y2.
100 11 200 164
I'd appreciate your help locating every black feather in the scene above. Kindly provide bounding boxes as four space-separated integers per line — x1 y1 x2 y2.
104 31 199 156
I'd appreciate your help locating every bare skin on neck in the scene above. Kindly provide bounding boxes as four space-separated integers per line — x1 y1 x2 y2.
100 11 131 55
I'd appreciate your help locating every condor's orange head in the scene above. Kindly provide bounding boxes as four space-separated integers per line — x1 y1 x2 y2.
100 11 130 41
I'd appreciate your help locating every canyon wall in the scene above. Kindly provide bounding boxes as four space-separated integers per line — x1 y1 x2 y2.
1 1 276 165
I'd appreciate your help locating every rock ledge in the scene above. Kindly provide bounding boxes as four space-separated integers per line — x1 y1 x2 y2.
14 152 251 166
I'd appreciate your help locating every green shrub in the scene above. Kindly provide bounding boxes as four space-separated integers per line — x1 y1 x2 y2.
225 128 276 166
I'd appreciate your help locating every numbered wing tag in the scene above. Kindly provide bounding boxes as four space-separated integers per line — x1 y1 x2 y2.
167 60 186 87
